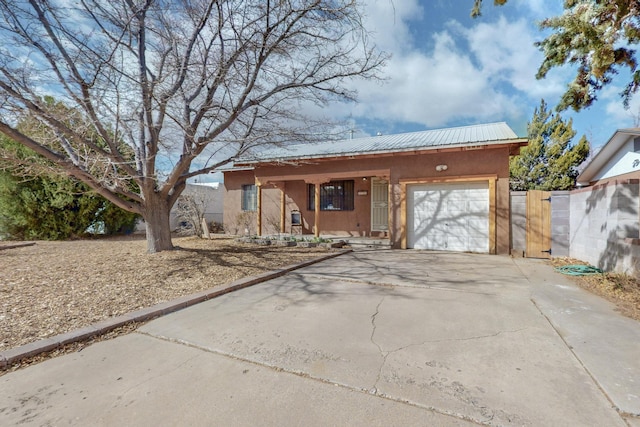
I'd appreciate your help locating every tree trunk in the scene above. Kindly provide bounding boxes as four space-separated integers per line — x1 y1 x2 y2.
143 194 174 253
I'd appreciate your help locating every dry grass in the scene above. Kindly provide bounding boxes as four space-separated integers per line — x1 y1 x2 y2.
0 235 329 354
551 257 640 322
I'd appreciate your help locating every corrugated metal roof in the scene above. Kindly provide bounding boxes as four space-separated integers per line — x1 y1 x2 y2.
237 122 523 164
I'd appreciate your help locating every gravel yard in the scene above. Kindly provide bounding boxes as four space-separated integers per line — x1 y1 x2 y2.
3 237 638 375
1 236 328 353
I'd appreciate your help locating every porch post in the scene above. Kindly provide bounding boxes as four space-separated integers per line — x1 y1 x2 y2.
256 183 262 236
280 186 286 234
314 182 320 238
488 177 496 255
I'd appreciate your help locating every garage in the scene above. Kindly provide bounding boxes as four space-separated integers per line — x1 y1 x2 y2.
406 181 490 253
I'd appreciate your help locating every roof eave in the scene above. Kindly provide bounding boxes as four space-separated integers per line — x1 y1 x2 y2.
577 128 640 185
235 138 528 167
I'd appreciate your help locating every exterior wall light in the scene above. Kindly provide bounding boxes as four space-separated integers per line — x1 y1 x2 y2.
435 164 448 172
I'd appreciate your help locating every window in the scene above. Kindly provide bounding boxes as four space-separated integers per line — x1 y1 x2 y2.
307 180 354 211
241 184 257 211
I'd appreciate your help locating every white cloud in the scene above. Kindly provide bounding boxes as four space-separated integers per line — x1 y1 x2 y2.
308 2 577 133
603 85 640 128
360 0 424 53
335 11 565 128
523 0 560 18
349 31 520 127
453 16 565 100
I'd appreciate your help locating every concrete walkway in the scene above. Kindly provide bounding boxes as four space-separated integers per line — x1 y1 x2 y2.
1 251 639 426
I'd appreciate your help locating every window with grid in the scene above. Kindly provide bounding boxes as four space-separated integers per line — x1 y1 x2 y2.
241 184 257 211
307 180 354 211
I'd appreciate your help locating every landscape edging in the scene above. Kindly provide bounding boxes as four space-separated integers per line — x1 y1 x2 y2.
0 249 352 370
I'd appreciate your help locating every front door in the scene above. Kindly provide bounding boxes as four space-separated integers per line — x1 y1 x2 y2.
371 178 389 232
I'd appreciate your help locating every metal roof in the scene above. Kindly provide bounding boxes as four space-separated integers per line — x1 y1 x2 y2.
236 122 524 165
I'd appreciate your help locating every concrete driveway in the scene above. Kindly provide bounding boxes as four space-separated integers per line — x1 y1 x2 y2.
1 250 639 426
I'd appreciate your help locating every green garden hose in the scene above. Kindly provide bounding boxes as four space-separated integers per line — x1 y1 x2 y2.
554 265 603 276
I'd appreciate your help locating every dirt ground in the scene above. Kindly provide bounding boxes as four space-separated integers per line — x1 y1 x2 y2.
0 235 328 354
551 257 640 322
2 239 639 373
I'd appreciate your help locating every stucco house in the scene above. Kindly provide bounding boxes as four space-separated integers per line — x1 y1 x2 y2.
223 122 527 254
571 128 640 273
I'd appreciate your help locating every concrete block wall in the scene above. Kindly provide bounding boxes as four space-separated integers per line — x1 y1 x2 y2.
510 191 526 256
569 181 640 275
550 191 570 257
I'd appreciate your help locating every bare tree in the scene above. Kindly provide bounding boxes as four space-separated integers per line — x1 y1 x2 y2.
0 0 386 252
173 185 211 237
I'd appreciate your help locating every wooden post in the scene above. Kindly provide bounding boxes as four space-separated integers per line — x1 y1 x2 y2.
314 182 320 238
400 182 407 249
256 183 262 236
489 178 496 255
280 187 286 234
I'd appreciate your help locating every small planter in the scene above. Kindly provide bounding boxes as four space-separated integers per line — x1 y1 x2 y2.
317 241 344 249
255 239 272 246
297 241 317 248
236 237 254 244
274 240 297 247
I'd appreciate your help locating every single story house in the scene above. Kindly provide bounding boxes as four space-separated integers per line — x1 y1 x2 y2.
571 128 640 273
223 122 527 254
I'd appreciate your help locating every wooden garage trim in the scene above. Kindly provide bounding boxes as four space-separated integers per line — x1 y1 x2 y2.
400 175 497 254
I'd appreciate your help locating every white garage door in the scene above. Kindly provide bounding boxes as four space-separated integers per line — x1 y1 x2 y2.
407 182 489 253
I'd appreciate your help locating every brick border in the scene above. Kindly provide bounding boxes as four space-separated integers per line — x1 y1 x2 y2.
0 242 36 251
0 249 352 369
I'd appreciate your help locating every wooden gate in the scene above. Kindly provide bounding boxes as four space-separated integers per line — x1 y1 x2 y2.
526 190 552 258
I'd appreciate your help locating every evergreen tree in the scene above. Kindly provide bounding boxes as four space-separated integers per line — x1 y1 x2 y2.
473 1 640 111
510 100 590 191
0 130 138 240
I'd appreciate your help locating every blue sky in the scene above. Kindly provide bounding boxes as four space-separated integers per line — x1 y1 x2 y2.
329 0 639 150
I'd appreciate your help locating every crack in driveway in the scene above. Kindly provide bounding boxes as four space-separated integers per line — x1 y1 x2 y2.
370 296 386 394
297 273 495 295
136 330 479 425
369 298 529 393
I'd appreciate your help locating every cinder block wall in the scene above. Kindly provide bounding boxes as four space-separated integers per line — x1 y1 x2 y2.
569 181 640 275
510 191 526 256
550 191 570 257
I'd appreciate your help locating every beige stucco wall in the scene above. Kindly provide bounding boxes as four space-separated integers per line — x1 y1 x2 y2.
223 147 512 254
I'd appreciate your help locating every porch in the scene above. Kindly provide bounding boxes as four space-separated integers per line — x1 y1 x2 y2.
253 170 391 243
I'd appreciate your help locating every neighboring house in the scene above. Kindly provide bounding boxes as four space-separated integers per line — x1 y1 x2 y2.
134 182 224 234
571 128 640 273
223 122 527 254
170 182 224 231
